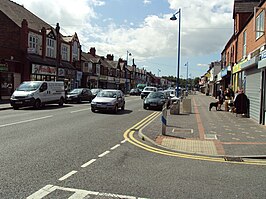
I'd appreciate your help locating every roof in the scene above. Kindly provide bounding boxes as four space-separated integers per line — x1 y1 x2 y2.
233 0 261 16
0 0 52 30
81 52 101 64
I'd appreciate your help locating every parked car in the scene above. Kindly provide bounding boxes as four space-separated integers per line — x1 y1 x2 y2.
91 89 125 113
143 91 168 110
10 81 65 109
140 86 157 99
91 88 102 99
129 88 141 95
66 88 93 103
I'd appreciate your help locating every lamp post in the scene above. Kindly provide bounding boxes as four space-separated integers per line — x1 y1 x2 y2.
185 61 188 95
125 50 132 93
170 8 181 98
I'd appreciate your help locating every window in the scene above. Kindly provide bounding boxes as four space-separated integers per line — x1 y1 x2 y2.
243 30 247 58
72 41 78 61
256 11 264 39
28 34 39 53
61 45 68 61
96 64 100 75
46 38 55 58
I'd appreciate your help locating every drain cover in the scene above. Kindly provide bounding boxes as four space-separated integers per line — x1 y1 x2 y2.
224 156 244 162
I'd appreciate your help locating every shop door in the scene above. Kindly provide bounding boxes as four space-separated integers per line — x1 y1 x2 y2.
245 68 261 123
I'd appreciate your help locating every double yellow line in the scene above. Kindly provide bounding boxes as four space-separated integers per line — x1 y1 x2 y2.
123 112 266 166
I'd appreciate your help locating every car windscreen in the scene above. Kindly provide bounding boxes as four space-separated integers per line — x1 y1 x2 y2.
97 91 117 98
69 89 82 94
148 92 164 98
16 82 42 91
91 89 100 94
144 87 156 91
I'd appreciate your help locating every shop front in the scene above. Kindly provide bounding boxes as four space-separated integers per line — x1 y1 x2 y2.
258 55 266 125
31 63 56 81
241 56 261 123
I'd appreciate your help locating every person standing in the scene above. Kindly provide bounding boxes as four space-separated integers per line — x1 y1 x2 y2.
217 86 224 111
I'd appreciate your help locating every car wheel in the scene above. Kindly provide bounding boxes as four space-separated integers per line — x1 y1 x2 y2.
34 99 41 109
59 97 64 107
13 106 19 110
121 102 125 110
113 105 118 113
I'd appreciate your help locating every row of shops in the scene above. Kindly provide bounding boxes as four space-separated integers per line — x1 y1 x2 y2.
201 53 266 125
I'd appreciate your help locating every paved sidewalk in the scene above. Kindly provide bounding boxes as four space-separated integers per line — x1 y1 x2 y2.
140 92 266 157
0 101 12 110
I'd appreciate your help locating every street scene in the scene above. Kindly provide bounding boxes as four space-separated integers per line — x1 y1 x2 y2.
1 0 266 198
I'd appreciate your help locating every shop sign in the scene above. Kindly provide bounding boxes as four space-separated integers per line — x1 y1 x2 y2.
221 68 228 77
99 75 107 81
232 59 247 74
261 50 266 60
115 78 120 83
0 63 8 71
32 64 56 75
58 68 65 77
120 78 126 84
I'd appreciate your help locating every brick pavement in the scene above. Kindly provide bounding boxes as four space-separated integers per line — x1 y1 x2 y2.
140 92 266 157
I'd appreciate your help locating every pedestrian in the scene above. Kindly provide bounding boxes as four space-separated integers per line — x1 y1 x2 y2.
217 86 224 111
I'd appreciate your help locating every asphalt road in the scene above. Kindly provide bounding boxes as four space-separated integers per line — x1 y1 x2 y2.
0 96 265 199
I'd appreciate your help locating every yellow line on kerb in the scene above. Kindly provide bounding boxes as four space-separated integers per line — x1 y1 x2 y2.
123 113 266 166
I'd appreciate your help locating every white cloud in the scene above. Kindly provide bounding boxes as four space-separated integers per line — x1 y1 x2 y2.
13 0 234 72
143 0 152 5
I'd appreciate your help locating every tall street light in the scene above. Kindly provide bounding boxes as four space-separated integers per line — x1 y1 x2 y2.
170 8 181 98
185 61 188 94
125 50 132 93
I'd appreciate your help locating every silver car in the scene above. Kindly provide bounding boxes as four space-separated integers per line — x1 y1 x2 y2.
91 89 125 113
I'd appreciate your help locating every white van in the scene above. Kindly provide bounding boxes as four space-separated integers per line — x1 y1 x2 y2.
10 81 65 109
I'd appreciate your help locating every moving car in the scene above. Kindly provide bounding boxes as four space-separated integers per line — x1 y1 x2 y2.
143 91 168 110
10 81 65 109
140 86 157 99
91 88 102 99
91 89 125 113
129 88 141 95
66 88 93 103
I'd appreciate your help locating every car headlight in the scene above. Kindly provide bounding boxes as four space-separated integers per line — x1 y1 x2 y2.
27 93 34 98
107 102 115 106
10 94 14 99
91 101 96 105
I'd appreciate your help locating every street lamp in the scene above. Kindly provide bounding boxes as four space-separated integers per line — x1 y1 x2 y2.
125 51 132 93
170 8 181 98
185 61 188 94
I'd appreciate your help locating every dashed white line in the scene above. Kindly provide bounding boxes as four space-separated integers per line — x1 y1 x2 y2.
0 115 53 128
58 170 77 181
81 159 97 168
111 144 120 150
98 151 110 158
121 139 127 144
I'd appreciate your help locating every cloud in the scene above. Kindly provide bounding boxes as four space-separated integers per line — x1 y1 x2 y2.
13 0 234 68
143 0 152 5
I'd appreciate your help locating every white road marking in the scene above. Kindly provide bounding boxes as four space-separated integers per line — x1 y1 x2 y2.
121 139 127 144
27 184 149 199
111 144 120 150
81 159 97 168
98 150 110 158
58 170 77 181
70 108 90 113
0 115 53 128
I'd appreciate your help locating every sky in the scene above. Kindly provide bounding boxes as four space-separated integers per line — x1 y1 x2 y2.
13 0 234 79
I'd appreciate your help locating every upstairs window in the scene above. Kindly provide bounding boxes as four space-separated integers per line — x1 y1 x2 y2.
256 11 264 39
46 38 55 58
28 34 39 54
61 45 69 61
72 41 78 61
243 30 247 58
